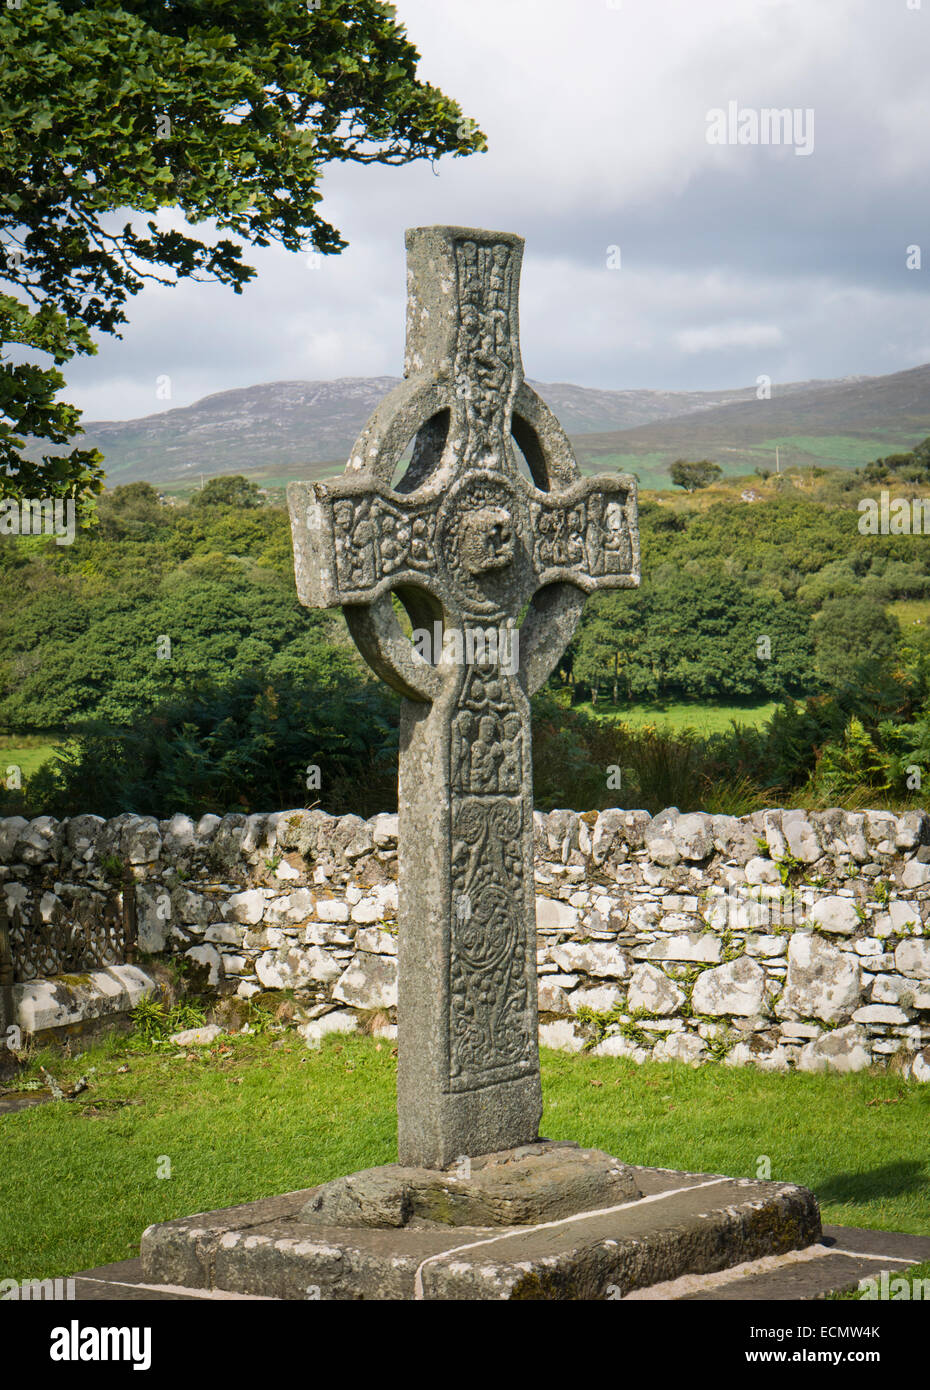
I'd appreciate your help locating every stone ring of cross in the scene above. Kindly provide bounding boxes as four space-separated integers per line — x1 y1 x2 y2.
289 225 640 705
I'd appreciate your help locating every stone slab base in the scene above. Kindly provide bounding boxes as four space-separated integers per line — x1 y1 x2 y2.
300 1141 641 1229
139 1164 821 1300
70 1226 930 1301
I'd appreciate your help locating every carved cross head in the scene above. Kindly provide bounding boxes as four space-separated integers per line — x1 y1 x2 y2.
288 225 640 702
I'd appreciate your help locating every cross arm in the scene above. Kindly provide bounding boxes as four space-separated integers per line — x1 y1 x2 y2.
526 473 640 594
514 470 639 696
288 477 444 611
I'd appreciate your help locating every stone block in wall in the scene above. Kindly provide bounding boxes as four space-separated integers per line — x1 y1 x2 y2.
895 939 930 978
170 887 216 928
569 984 623 1013
691 957 766 1017
265 889 316 926
371 813 398 848
744 856 781 885
65 814 105 862
136 883 171 953
781 811 822 864
161 813 195 852
671 812 714 862
539 1019 585 1052
745 934 786 958
838 812 869 864
0 816 28 863
224 888 270 925
538 975 577 1014
315 897 350 923
711 815 759 864
627 963 684 1016
241 813 272 857
760 810 786 861
590 809 625 864
895 811 930 850
255 946 342 990
810 896 860 935
632 932 720 964
644 810 680 867
871 974 919 1006
273 808 331 857
593 1034 650 1062
549 940 628 978
535 897 578 930
273 858 303 882
16 816 63 866
209 814 248 871
185 944 224 987
298 1010 359 1045
873 901 921 936
782 934 861 1022
779 1021 821 1040
123 816 162 865
332 952 397 1010
545 809 580 861
302 922 353 947
852 1004 912 1025
195 813 221 840
797 1024 871 1074
864 811 898 852
653 1031 706 1065
355 927 397 956
350 896 384 925
753 1044 793 1073
326 814 371 861
901 860 930 888
204 923 240 946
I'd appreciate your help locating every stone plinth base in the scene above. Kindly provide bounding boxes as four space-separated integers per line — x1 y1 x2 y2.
140 1157 821 1300
300 1142 641 1229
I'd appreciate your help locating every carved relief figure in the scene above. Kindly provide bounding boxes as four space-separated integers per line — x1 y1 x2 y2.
448 796 533 1085
454 239 516 472
331 495 437 590
451 663 524 796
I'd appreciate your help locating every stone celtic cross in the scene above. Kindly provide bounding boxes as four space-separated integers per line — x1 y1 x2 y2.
289 226 639 1168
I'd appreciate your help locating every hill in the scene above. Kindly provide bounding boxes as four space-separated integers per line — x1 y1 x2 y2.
573 362 930 489
41 371 873 491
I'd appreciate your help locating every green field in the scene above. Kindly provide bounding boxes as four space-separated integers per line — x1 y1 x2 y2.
573 699 779 735
758 434 900 467
576 451 673 490
2 1031 928 1280
889 599 930 632
0 735 58 781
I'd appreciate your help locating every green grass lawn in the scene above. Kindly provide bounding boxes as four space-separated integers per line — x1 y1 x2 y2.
574 699 779 735
2 1032 928 1281
0 734 59 780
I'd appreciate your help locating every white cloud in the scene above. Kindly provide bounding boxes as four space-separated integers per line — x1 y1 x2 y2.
676 322 786 354
50 0 930 420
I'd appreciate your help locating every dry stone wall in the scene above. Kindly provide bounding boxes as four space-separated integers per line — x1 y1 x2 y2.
2 806 930 1080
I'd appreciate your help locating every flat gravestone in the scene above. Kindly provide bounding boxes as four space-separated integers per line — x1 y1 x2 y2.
289 226 640 1168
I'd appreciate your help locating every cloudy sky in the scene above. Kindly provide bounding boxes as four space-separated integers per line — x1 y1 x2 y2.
66 0 930 422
